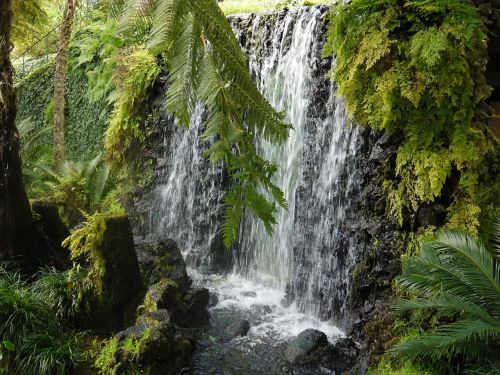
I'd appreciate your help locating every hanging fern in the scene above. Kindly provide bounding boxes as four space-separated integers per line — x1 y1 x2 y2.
323 0 499 233
117 0 291 247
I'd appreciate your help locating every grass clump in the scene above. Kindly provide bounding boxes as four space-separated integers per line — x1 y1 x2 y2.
0 267 85 374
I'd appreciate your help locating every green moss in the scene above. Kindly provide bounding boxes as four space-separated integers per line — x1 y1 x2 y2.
104 48 159 175
368 358 440 375
94 337 120 375
324 0 499 234
141 279 179 313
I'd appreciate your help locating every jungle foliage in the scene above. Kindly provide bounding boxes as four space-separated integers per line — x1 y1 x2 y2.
392 218 500 373
0 266 86 374
324 0 499 234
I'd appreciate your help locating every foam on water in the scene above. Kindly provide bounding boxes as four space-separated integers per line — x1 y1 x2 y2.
190 269 344 342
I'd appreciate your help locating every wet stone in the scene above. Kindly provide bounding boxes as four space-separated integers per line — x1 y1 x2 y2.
224 319 251 338
284 329 329 364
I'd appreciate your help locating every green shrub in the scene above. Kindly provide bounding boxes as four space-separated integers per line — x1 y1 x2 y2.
391 218 500 372
32 267 90 324
40 154 123 226
0 267 84 374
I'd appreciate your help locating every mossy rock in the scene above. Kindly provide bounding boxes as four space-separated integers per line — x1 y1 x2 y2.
31 200 71 270
87 216 145 333
135 238 192 290
141 278 184 316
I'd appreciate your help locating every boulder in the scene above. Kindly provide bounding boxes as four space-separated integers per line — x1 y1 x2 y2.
181 287 210 327
87 215 144 333
208 292 219 307
141 280 210 328
224 319 250 338
284 329 329 364
135 237 192 290
142 278 183 315
112 308 193 375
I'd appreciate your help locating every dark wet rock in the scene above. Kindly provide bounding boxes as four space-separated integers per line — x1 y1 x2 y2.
182 287 210 327
241 291 257 298
31 200 71 270
252 304 273 314
224 319 250 338
284 329 329 364
317 337 360 374
208 292 219 307
135 237 192 290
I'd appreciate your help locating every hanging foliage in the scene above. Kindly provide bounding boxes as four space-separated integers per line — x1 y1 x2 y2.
324 0 499 233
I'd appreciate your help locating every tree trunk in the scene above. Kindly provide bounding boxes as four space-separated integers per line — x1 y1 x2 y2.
0 0 50 272
53 0 76 167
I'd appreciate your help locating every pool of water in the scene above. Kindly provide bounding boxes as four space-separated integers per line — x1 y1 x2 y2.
189 271 344 375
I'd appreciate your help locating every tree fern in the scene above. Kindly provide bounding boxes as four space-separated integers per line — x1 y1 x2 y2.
391 220 500 370
117 0 291 247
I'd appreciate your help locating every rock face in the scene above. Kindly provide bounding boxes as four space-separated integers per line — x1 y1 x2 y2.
224 319 250 338
284 329 329 364
87 216 144 333
135 237 192 290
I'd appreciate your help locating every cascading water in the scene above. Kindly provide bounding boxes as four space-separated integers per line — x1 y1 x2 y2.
235 8 319 290
234 7 361 326
148 5 365 373
150 105 226 271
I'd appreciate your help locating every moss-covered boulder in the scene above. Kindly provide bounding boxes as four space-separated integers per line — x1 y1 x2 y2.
135 237 192 290
94 307 194 375
140 278 210 329
31 200 71 269
85 215 145 333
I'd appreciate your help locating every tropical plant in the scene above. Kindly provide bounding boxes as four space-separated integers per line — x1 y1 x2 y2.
112 0 291 247
391 217 500 372
41 154 120 226
0 266 83 374
32 267 90 323
11 0 49 55
17 118 53 197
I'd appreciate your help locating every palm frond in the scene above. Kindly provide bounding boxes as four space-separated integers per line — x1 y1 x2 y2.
393 222 500 366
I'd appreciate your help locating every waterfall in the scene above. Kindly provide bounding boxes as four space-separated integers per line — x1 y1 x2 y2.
150 105 226 270
150 5 361 330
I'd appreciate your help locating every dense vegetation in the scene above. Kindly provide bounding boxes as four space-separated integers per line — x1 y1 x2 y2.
1 0 498 374
324 0 499 234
